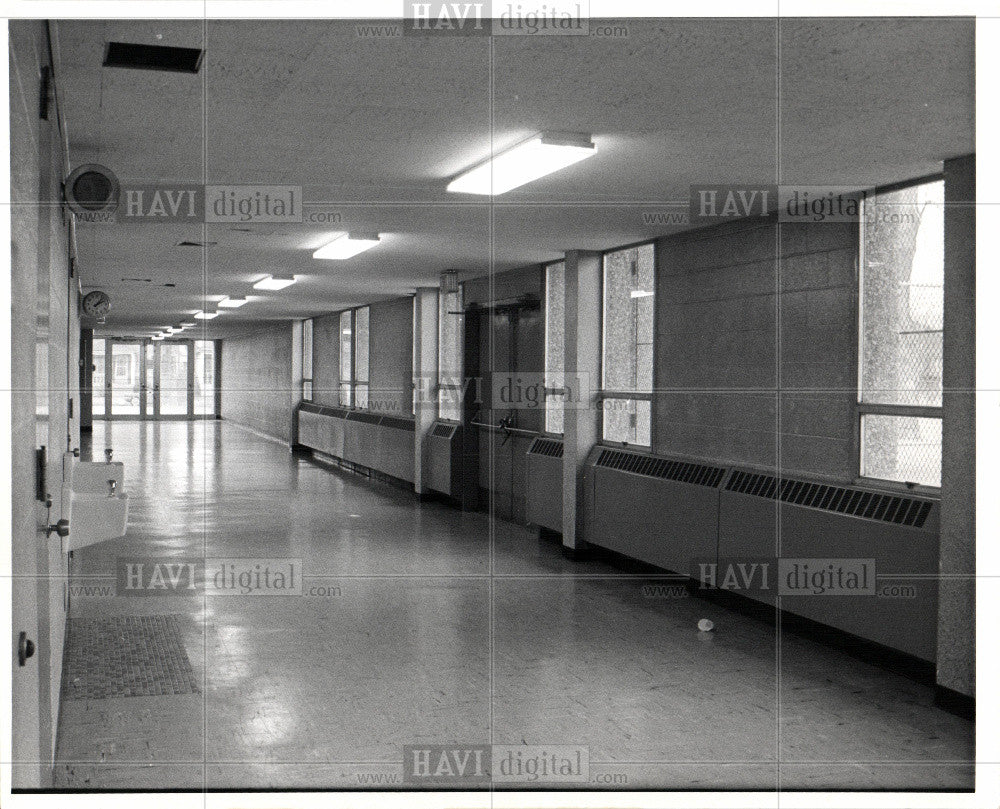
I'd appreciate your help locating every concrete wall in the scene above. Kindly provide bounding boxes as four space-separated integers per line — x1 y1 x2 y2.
369 297 414 416
221 323 295 442
10 19 78 786
312 312 341 407
310 297 414 414
655 216 857 480
937 155 976 702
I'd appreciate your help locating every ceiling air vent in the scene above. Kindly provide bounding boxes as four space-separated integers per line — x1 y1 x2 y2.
528 438 564 458
595 449 727 488
724 470 934 529
103 42 204 74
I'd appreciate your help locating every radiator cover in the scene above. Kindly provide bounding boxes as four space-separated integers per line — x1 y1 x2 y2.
585 446 728 575
718 468 940 661
525 437 563 532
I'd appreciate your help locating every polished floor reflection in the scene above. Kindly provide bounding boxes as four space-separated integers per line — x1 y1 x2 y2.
54 421 973 790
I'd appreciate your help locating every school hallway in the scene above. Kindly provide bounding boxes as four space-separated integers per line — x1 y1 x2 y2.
50 420 973 791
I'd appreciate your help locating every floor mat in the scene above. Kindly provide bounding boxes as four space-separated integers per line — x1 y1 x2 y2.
61 615 200 700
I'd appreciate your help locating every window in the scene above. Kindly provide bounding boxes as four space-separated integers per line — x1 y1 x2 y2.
92 338 106 416
544 261 566 434
302 319 313 402
438 286 463 422
194 340 216 416
859 179 944 487
601 243 655 446
354 306 370 409
339 310 352 407
338 307 370 409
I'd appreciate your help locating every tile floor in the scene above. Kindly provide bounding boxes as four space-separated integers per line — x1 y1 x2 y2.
53 420 974 791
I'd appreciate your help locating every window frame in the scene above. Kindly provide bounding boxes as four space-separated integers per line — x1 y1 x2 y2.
855 173 944 492
542 260 566 436
598 239 657 450
301 318 313 402
337 307 371 410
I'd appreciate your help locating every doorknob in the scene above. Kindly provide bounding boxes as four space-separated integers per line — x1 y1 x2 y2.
17 632 35 666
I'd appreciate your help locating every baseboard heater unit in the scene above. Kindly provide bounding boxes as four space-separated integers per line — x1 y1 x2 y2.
425 421 462 497
525 437 563 533
718 468 940 661
585 446 729 575
297 403 415 485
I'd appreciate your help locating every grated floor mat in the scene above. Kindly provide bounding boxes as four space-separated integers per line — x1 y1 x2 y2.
61 615 200 700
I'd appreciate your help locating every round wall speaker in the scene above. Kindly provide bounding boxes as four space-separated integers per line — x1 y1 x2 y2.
64 164 120 218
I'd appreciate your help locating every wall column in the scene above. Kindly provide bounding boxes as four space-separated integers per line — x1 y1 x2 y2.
561 250 602 553
413 288 439 494
935 154 975 715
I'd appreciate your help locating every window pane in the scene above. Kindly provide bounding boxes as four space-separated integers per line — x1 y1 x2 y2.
860 181 944 407
159 343 189 415
194 340 216 415
92 338 105 416
339 381 352 408
144 343 154 414
603 244 654 392
861 414 941 487
339 311 352 384
602 243 654 444
110 343 142 416
355 383 369 410
602 397 651 447
303 380 313 401
438 287 463 422
302 318 313 379
544 261 566 434
355 307 369 385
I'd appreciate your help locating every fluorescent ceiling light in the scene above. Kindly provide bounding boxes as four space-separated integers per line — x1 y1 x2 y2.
253 274 296 290
194 310 219 320
165 327 181 334
151 334 165 341
447 133 596 196
313 232 380 260
218 296 248 308
180 322 196 327
630 290 654 299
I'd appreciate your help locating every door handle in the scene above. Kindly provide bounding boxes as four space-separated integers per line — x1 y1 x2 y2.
17 632 35 666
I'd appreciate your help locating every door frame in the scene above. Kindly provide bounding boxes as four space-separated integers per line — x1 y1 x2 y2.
100 338 199 420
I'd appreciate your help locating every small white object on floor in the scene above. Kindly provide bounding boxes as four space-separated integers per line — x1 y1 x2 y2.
697 618 714 632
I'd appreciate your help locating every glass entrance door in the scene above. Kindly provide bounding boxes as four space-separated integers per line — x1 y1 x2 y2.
97 338 215 419
157 342 191 416
109 341 143 417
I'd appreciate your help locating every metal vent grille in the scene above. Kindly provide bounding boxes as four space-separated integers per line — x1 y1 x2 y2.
431 423 456 438
595 449 726 488
725 470 934 528
381 416 415 432
347 411 382 426
528 438 564 458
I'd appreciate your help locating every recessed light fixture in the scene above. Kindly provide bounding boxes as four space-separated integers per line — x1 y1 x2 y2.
218 296 248 308
630 290 654 299
253 274 296 290
194 310 219 320
313 232 380 260
447 132 596 196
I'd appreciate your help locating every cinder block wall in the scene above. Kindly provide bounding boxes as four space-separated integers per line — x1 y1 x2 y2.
309 297 414 414
654 215 858 480
221 323 294 442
